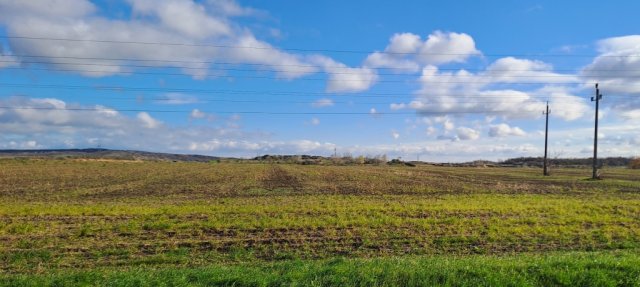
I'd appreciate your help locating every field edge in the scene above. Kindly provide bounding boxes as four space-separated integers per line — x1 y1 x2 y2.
2 250 640 287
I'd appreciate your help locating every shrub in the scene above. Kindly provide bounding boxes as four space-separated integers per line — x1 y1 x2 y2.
629 158 640 169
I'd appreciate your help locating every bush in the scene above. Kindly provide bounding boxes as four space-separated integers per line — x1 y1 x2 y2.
629 158 640 169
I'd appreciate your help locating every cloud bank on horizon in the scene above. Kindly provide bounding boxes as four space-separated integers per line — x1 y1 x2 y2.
0 0 638 161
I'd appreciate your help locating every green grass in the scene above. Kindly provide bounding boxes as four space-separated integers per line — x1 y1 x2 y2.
0 159 639 285
2 251 640 286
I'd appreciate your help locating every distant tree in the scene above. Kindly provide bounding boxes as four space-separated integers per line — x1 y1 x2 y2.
630 158 640 169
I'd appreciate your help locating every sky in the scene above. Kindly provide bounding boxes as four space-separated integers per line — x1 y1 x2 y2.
0 0 639 162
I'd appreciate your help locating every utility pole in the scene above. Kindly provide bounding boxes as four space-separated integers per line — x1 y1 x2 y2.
591 83 603 179
543 102 550 176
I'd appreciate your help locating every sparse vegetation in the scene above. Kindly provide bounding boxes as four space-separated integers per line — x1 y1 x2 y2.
630 157 640 169
0 158 639 285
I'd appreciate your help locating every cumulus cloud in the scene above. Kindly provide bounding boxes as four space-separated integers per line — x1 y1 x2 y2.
0 0 315 79
2 96 638 161
0 0 395 93
364 52 420 72
310 55 378 93
399 56 588 120
0 96 259 152
389 103 406 110
410 65 545 118
484 57 579 84
128 0 232 39
136 112 162 128
443 119 455 131
581 35 640 96
456 126 480 140
547 90 590 121
0 0 96 18
187 139 337 155
488 123 526 137
418 31 481 65
364 31 480 71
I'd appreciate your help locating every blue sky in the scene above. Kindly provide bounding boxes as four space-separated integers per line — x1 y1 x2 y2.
0 0 639 161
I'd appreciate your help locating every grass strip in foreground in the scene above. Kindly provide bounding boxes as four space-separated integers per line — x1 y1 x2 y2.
2 250 639 287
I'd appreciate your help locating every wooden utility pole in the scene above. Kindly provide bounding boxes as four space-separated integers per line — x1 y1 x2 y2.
543 102 550 176
591 83 603 179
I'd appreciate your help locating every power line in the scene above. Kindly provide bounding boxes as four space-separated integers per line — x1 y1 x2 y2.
6 104 623 118
0 82 534 99
3 59 640 76
3 35 639 58
2 83 638 102
4 83 638 102
5 55 640 73
1 66 604 85
0 106 517 115
6 94 592 105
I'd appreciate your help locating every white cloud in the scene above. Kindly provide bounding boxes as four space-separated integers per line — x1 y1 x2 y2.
311 98 334 108
310 55 378 93
190 109 206 119
547 90 590 121
581 35 640 94
2 96 639 161
386 33 422 54
484 57 579 84
205 0 264 17
0 96 261 152
128 0 232 39
364 31 480 71
418 31 481 65
443 119 455 131
390 103 406 110
364 52 420 72
0 0 96 18
310 117 320 125
405 58 588 120
0 0 316 80
187 139 337 155
456 126 480 140
5 140 40 149
488 123 526 137
620 109 640 120
137 112 162 129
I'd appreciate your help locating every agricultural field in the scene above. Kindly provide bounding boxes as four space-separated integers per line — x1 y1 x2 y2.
1 159 639 286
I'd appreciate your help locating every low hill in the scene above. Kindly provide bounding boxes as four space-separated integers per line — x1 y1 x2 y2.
0 149 633 167
0 148 224 162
